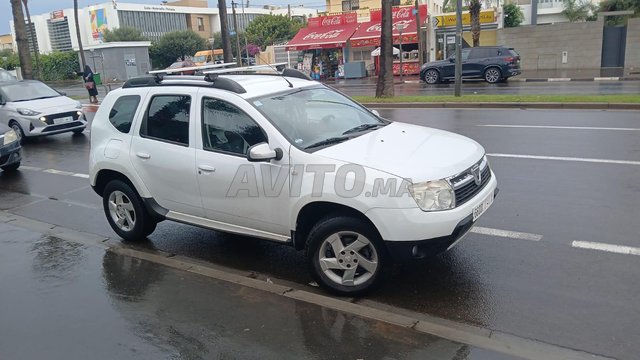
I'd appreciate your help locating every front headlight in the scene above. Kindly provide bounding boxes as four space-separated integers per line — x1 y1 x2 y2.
17 108 41 116
409 179 455 211
3 129 18 145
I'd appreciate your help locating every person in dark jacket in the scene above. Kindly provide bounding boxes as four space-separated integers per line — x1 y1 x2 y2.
78 65 99 104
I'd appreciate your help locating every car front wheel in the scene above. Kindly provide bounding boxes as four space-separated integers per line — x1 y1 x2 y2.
103 180 152 242
484 67 502 84
306 216 385 295
1 162 20 172
423 69 440 84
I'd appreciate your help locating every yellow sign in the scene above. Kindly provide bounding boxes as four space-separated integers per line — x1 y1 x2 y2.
435 10 496 27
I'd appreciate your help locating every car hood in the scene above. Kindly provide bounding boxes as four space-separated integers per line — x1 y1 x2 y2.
314 122 485 182
423 59 451 68
9 96 79 113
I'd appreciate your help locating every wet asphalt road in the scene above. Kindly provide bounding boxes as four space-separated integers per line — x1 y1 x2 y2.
1 222 512 360
1 108 639 359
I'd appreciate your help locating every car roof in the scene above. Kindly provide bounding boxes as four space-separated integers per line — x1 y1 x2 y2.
124 73 319 99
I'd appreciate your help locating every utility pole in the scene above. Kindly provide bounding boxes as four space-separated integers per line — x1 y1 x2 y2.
218 0 233 63
454 0 462 97
240 0 249 64
414 0 423 65
231 1 242 66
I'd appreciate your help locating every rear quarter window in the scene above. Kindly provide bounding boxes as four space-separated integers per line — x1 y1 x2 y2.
108 95 140 133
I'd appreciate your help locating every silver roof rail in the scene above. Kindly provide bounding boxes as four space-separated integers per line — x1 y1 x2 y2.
202 62 288 75
148 62 237 75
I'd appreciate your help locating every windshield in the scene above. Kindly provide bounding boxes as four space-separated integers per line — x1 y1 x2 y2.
0 69 16 82
252 87 386 149
1 81 61 102
193 55 207 63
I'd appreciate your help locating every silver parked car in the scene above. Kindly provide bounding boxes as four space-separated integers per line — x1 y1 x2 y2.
0 80 87 143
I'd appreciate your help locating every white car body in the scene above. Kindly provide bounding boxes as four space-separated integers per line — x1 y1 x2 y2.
0 80 86 140
89 72 497 294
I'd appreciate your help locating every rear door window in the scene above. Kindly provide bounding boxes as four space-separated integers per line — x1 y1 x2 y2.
140 95 191 146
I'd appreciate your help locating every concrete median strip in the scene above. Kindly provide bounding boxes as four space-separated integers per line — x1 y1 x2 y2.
0 210 618 360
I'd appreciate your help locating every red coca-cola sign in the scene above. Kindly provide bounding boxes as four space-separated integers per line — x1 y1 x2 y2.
308 12 358 27
303 29 345 40
370 5 427 23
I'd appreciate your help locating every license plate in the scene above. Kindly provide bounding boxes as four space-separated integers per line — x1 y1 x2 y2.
53 116 73 124
472 192 494 222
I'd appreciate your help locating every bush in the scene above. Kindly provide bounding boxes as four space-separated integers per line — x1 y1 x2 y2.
0 49 20 70
38 51 80 81
504 3 525 27
149 30 206 69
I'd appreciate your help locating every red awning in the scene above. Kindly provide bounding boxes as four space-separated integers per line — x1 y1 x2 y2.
286 23 359 51
351 5 427 48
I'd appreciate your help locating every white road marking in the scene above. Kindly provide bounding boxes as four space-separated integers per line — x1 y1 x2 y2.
72 173 90 179
43 169 75 176
547 78 571 82
19 165 43 171
572 241 640 256
471 226 543 241
487 153 640 166
594 77 619 81
478 124 640 131
21 166 89 178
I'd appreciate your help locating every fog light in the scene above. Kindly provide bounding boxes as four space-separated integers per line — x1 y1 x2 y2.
76 111 83 117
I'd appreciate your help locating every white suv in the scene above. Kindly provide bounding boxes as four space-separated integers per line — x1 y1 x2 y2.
89 70 497 295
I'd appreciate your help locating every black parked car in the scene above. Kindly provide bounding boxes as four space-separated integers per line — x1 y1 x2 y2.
420 46 521 84
0 122 21 172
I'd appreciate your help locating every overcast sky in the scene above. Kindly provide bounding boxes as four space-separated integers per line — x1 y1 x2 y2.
1 0 325 35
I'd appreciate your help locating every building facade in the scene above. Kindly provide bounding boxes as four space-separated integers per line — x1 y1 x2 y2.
9 1 317 54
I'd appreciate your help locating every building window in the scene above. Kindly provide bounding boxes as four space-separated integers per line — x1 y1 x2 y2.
342 0 359 11
197 17 204 32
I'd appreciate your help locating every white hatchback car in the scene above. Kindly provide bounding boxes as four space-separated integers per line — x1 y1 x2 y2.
0 80 86 143
89 70 497 295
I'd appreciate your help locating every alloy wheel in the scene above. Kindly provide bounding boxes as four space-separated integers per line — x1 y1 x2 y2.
108 190 136 232
485 68 501 83
318 231 379 287
425 70 439 84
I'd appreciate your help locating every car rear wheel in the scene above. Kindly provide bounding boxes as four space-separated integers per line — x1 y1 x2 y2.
103 180 152 242
484 67 502 84
306 216 385 295
423 69 440 84
1 162 20 172
9 121 25 145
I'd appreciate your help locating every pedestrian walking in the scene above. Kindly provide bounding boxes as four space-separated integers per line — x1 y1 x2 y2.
78 65 99 104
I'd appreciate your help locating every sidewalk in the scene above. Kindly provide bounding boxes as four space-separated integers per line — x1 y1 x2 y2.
0 219 517 360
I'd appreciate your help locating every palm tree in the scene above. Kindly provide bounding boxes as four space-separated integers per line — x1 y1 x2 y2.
562 0 593 22
22 0 39 79
375 0 394 97
468 0 482 46
10 0 33 79
218 0 234 63
74 0 86 70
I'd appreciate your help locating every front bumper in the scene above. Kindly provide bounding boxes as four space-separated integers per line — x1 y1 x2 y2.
17 111 86 138
0 140 21 167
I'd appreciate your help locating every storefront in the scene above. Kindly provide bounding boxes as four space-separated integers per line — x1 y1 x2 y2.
286 13 359 79
432 9 498 60
349 5 428 76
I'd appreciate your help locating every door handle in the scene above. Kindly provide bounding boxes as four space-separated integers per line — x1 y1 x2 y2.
198 165 216 173
136 152 151 159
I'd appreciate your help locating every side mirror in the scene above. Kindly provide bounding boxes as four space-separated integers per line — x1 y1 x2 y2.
0 97 5 106
57 90 67 96
371 109 380 117
247 143 283 162
448 57 455 63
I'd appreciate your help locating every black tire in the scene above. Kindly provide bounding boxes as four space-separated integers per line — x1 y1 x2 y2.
423 69 440 84
144 219 158 237
9 121 25 145
72 127 85 135
1 162 20 172
484 67 502 84
305 216 385 296
102 180 152 242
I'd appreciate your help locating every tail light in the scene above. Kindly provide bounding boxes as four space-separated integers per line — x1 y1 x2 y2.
504 56 519 64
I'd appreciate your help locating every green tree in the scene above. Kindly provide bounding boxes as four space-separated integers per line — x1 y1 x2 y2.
103 27 148 42
599 0 639 25
245 15 304 50
149 30 206 69
503 3 525 27
562 0 597 22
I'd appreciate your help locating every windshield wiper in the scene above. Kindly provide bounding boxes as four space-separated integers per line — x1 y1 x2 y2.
342 123 386 135
305 136 352 150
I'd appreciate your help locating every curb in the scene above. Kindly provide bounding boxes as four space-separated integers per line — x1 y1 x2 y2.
362 102 640 110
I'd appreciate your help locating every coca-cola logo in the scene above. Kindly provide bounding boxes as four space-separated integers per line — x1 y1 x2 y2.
321 16 342 26
366 20 412 33
393 7 412 19
303 29 344 40
366 24 381 32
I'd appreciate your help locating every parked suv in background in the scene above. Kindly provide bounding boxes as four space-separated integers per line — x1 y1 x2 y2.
421 46 521 84
89 69 498 295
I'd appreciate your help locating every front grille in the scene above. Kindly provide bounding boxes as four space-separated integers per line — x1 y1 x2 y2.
44 111 81 125
452 161 492 206
43 121 83 132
